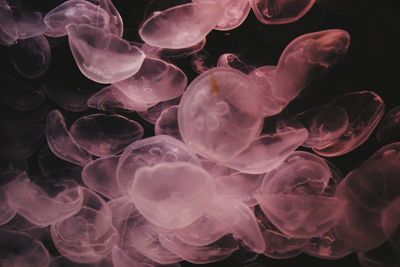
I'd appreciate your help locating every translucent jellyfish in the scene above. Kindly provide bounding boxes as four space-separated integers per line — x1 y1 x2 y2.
0 229 51 267
9 34 51 79
249 0 317 24
42 84 97 113
44 0 110 38
334 143 400 251
82 156 123 199
178 67 264 162
221 125 308 174
87 85 150 112
69 114 144 157
376 106 400 142
0 171 21 226
46 110 92 166
297 105 349 148
0 0 17 45
272 29 350 106
12 8 47 39
314 91 385 157
138 96 180 124
215 173 264 206
117 135 201 200
66 24 145 83
139 2 224 49
155 105 182 140
51 188 118 263
6 172 83 227
255 206 308 259
114 57 187 104
159 235 239 264
193 0 251 30
130 161 216 229
257 151 346 238
1 75 44 111
382 198 400 251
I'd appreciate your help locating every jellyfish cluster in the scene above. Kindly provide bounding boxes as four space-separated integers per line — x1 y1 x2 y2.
0 0 399 267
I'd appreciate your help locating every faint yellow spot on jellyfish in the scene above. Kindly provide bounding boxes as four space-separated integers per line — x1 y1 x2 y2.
210 75 221 97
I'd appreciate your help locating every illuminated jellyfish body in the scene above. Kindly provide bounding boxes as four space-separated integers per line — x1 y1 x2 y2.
139 2 223 49
114 57 187 105
257 151 346 238
117 135 216 229
193 0 251 31
249 0 317 24
44 0 110 37
178 67 264 162
66 24 145 83
272 29 350 106
334 142 400 252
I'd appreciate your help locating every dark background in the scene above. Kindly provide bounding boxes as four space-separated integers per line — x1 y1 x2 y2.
1 0 400 266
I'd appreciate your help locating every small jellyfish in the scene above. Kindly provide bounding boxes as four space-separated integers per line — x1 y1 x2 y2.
44 0 110 38
69 114 144 157
87 85 150 112
97 0 124 37
314 91 385 157
178 67 264 162
139 2 224 49
297 105 349 149
250 0 317 24
130 161 216 229
114 57 187 104
0 0 18 45
46 110 92 166
12 8 47 39
376 106 400 142
9 34 51 79
272 29 350 106
194 0 251 31
66 24 145 83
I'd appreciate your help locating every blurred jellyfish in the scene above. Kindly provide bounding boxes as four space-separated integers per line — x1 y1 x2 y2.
250 0 317 24
155 105 181 140
0 0 18 45
0 229 51 267
376 106 400 142
9 34 51 79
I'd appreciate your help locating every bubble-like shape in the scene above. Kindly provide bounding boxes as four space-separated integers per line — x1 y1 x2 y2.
178 67 264 162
